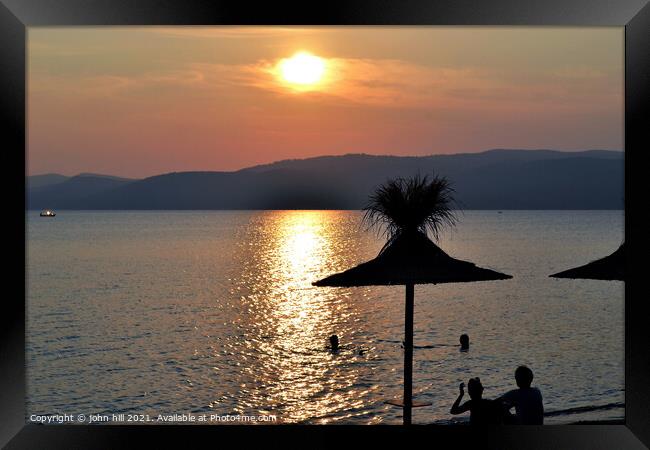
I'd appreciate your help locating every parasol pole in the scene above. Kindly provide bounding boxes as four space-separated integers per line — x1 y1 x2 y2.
403 282 414 425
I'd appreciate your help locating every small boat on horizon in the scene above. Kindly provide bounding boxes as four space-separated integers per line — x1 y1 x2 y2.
40 209 56 217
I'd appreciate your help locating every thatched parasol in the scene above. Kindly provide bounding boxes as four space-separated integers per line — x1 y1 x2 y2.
313 175 512 425
549 243 625 281
314 231 511 287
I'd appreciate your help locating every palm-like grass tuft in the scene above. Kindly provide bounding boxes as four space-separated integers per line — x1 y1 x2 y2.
362 174 458 249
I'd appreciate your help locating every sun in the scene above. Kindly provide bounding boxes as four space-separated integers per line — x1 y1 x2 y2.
278 51 326 87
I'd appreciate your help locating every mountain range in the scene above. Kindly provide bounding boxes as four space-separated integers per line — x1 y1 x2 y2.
26 149 624 210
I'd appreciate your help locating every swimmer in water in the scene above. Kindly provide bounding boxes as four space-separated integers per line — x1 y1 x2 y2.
460 334 470 351
329 334 340 353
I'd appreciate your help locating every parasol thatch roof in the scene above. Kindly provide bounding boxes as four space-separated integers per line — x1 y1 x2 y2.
313 231 512 287
549 243 625 281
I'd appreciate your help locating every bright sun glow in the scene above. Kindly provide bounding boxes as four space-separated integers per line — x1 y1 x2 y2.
279 52 326 87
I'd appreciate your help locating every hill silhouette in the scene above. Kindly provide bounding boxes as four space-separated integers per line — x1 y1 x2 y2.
27 173 69 189
27 149 624 210
27 174 133 209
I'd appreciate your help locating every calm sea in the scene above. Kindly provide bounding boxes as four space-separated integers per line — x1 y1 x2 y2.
26 210 624 424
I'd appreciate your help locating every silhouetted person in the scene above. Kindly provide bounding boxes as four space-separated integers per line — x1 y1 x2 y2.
329 335 339 353
450 377 502 424
460 334 470 351
496 365 544 424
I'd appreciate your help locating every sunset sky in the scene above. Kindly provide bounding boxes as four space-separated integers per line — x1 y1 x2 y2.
28 27 623 178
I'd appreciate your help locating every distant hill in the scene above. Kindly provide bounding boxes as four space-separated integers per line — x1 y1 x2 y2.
26 150 624 210
76 173 134 181
26 173 69 189
27 174 134 209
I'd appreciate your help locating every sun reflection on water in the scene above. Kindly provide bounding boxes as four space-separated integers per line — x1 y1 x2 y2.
223 211 382 423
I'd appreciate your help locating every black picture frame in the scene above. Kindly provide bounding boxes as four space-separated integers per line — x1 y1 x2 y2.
1 0 647 448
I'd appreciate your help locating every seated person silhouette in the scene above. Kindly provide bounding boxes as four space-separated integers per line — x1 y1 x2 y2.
450 377 503 424
460 334 470 351
328 334 340 353
496 365 544 425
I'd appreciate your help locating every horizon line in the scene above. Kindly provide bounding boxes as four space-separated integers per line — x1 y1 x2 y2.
28 147 624 179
